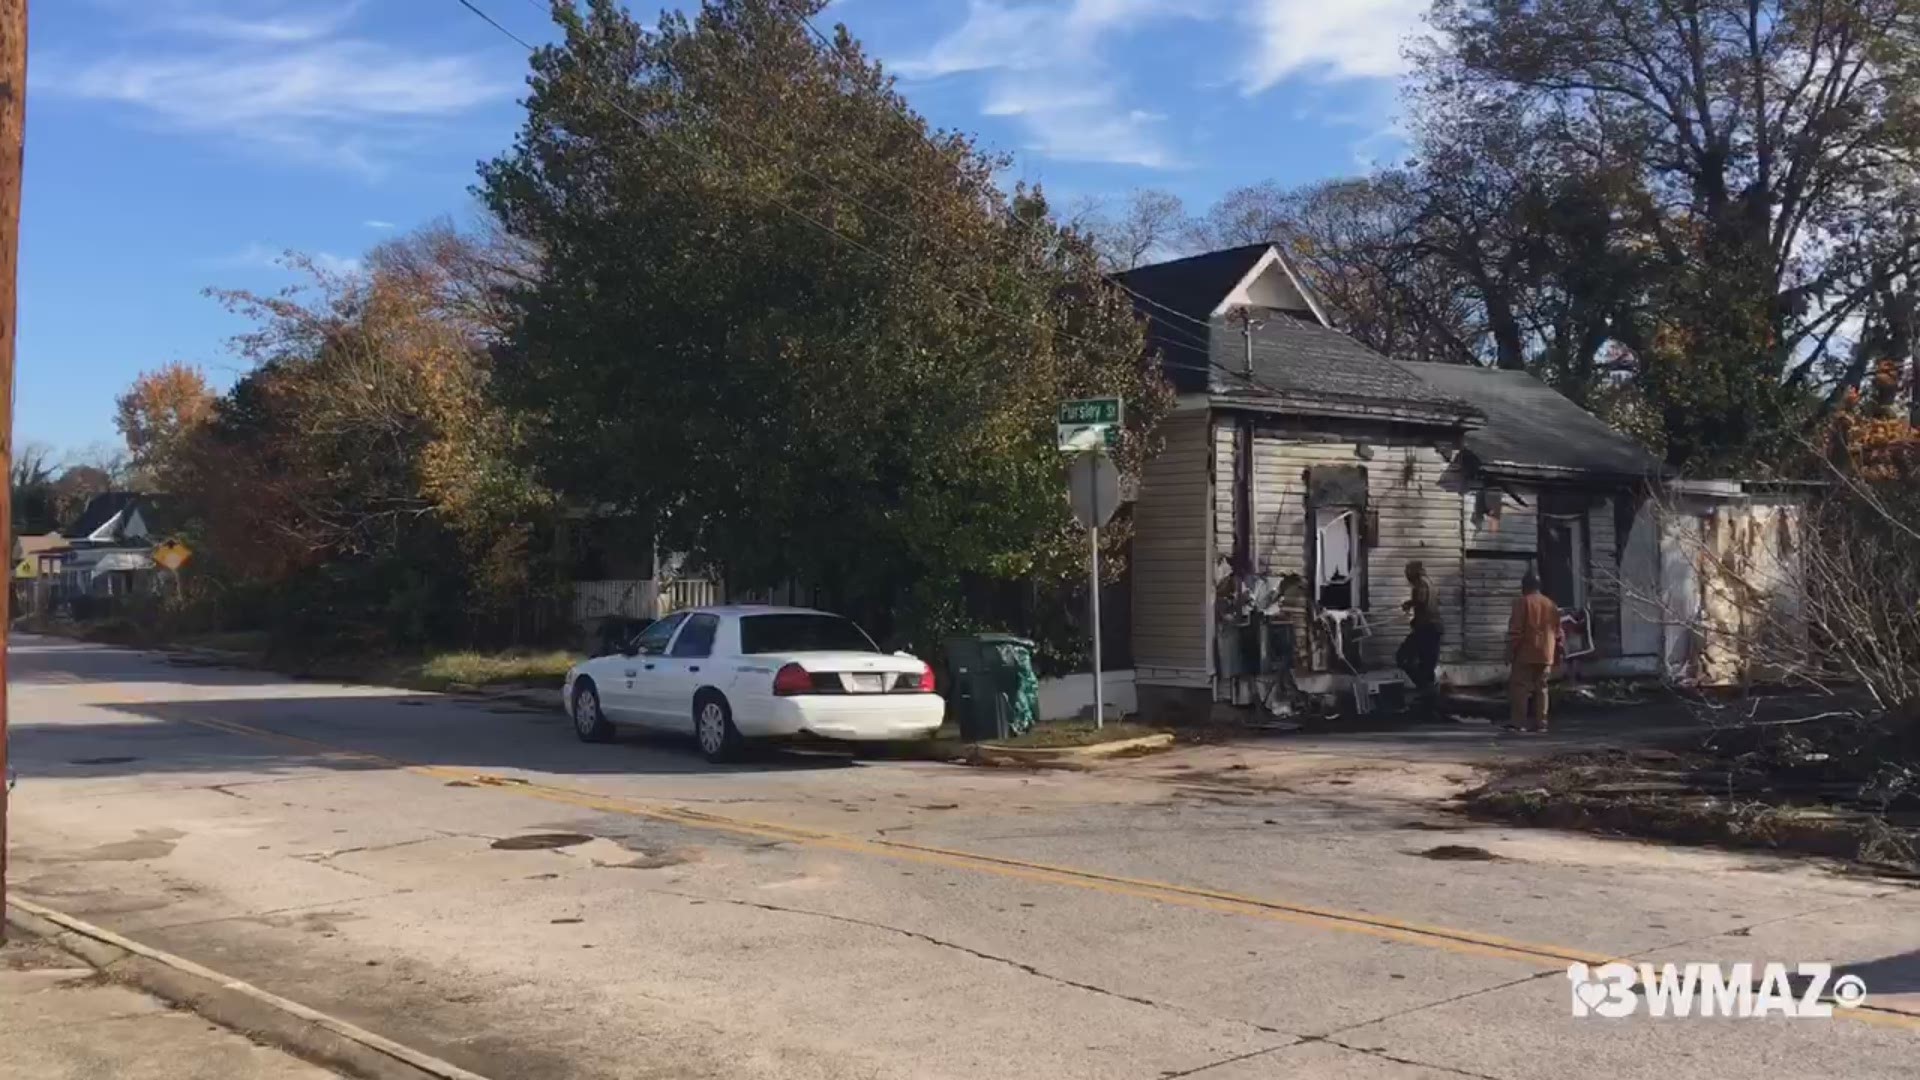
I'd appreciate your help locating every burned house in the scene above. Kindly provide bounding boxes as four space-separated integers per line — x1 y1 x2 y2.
1115 245 1668 719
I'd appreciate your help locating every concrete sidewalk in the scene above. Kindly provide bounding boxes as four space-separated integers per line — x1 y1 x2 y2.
1 931 339 1080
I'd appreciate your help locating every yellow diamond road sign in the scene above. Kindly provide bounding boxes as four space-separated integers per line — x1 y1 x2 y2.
153 540 192 572
13 558 32 579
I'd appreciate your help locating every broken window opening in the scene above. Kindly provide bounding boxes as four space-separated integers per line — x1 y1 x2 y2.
1538 504 1589 611
1314 509 1358 611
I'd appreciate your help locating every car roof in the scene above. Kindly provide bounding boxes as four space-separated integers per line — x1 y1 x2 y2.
681 605 837 618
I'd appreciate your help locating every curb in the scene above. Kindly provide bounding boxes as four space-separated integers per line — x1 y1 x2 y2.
5 897 495 1080
983 732 1177 761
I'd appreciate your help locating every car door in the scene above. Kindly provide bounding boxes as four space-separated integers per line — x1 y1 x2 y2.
644 612 720 727
608 612 685 724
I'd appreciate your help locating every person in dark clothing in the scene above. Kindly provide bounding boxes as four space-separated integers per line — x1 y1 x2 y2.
1397 561 1443 718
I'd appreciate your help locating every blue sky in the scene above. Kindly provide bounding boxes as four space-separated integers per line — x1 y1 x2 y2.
20 0 1427 453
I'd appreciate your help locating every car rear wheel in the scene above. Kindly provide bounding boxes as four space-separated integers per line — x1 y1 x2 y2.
572 679 614 743
694 692 744 763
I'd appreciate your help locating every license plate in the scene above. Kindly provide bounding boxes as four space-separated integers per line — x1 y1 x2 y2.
845 673 886 693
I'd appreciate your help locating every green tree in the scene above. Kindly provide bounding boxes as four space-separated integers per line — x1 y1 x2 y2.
480 0 1171 649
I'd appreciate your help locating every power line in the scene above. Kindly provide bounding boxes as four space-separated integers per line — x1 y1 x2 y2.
450 0 1269 395
793 10 1309 387
454 0 537 50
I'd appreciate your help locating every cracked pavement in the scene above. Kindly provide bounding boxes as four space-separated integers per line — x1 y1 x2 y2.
7 634 1919 1079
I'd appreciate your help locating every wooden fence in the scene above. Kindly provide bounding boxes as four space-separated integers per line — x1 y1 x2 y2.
570 578 723 624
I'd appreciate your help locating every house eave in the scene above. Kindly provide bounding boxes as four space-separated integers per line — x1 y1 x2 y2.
1208 391 1480 429
1473 459 1667 484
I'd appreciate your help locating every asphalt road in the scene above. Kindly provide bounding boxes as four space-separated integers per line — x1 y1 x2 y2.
7 635 1919 1079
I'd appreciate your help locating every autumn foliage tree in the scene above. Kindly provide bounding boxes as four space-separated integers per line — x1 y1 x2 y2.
141 230 554 648
115 361 216 486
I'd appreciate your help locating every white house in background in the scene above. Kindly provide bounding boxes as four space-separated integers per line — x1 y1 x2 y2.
38 492 172 603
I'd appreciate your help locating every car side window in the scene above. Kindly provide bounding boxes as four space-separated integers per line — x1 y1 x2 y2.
668 613 719 659
631 612 686 656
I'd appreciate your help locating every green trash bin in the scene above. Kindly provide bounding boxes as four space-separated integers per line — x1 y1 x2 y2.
942 634 1040 742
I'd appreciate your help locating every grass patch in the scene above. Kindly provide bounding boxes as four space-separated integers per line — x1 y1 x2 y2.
173 630 272 656
989 719 1162 749
15 616 580 696
410 649 579 691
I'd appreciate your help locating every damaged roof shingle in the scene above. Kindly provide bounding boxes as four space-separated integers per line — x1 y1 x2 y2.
1410 364 1665 479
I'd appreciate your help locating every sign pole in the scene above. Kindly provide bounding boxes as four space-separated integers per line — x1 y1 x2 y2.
1061 402 1120 733
1090 507 1105 730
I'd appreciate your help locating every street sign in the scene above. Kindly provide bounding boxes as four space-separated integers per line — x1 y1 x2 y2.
1057 396 1122 452
1066 452 1121 529
153 540 192 572
12 558 30 579
1064 447 1121 732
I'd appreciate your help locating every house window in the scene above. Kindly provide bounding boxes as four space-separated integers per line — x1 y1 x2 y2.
1538 493 1590 610
1314 509 1358 610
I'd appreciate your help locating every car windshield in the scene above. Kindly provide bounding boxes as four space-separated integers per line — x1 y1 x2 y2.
738 613 880 654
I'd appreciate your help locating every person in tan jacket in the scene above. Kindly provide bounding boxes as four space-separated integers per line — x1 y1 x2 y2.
1506 570 1560 732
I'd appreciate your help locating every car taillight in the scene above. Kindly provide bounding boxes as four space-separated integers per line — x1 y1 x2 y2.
916 663 935 692
772 663 813 696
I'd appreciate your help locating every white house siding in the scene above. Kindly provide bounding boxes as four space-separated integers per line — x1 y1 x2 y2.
1619 499 1664 658
1211 426 1468 673
1212 421 1236 565
1461 481 1540 662
1586 496 1621 656
1458 487 1626 662
1360 448 1471 668
1130 410 1212 685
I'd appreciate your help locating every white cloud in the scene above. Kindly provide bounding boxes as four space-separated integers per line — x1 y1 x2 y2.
363 219 396 230
206 243 362 276
169 2 364 44
895 0 1205 169
310 251 364 276
36 2 510 175
1239 0 1427 94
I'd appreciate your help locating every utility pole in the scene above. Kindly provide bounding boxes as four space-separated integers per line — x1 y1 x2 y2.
0 0 25 943
1232 307 1265 377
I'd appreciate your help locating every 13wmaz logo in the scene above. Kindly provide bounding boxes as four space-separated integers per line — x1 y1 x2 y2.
1567 962 1868 1019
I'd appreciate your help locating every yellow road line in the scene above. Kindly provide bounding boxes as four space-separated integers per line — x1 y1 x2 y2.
167 710 1920 1031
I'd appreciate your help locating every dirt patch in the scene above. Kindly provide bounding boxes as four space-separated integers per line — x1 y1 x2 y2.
490 833 592 851
266 910 362 935
1463 733 1920 874
594 850 691 870
73 829 184 863
1415 844 1503 861
1 938 79 971
987 720 1166 749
